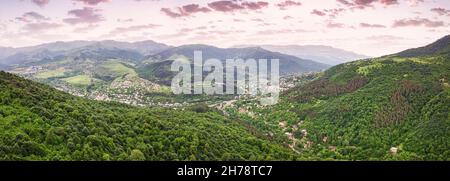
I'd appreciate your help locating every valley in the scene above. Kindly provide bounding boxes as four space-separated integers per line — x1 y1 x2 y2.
0 35 449 160
5 41 325 107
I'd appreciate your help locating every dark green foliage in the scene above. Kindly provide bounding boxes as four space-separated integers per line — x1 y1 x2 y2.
188 103 212 113
137 60 176 86
228 39 449 160
0 71 294 160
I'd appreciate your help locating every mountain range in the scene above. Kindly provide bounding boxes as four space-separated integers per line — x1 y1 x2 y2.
0 40 170 66
0 41 331 74
143 44 329 76
0 40 332 105
234 44 370 65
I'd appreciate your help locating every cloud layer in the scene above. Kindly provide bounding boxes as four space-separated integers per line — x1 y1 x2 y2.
393 18 444 27
31 0 50 7
63 7 104 24
1 0 449 56
161 1 269 18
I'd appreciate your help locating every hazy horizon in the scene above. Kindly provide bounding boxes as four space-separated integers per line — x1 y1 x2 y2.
1 0 449 56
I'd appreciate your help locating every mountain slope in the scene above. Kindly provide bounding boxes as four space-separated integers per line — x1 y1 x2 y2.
141 44 330 80
137 60 175 86
284 36 450 160
95 40 170 55
230 35 450 160
63 44 144 63
10 40 170 56
0 40 171 66
234 45 370 65
0 71 295 160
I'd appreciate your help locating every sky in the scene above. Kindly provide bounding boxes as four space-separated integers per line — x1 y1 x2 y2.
0 0 449 56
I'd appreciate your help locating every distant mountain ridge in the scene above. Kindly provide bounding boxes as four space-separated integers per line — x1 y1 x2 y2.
234 44 370 65
2 40 170 55
0 40 171 66
145 44 330 75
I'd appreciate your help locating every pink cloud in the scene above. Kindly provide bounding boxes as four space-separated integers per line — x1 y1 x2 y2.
63 7 104 24
242 1 269 10
336 0 398 9
117 18 133 23
336 0 353 6
324 8 345 18
360 23 386 28
407 0 424 7
162 1 268 18
311 8 345 18
73 0 110 5
431 8 450 16
283 15 293 20
326 22 346 28
207 1 268 12
161 4 211 18
311 9 326 16
182 4 212 13
31 0 49 7
208 1 243 12
160 8 183 18
392 18 445 28
24 22 62 32
251 18 264 22
276 0 301 10
379 0 398 5
16 12 49 22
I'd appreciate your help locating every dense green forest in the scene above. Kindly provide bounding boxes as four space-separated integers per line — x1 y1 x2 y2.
0 71 296 160
227 36 450 160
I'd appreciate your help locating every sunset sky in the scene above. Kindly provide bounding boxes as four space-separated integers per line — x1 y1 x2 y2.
0 0 449 56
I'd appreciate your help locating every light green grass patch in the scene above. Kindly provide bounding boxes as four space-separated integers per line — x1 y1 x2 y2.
357 62 385 75
101 61 137 77
35 68 66 79
392 57 431 64
62 75 93 86
158 85 172 93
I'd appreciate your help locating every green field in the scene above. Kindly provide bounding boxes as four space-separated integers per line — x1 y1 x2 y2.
62 75 93 86
100 60 137 77
35 69 66 79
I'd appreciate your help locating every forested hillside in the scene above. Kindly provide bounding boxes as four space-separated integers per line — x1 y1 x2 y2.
227 35 450 160
0 71 294 160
